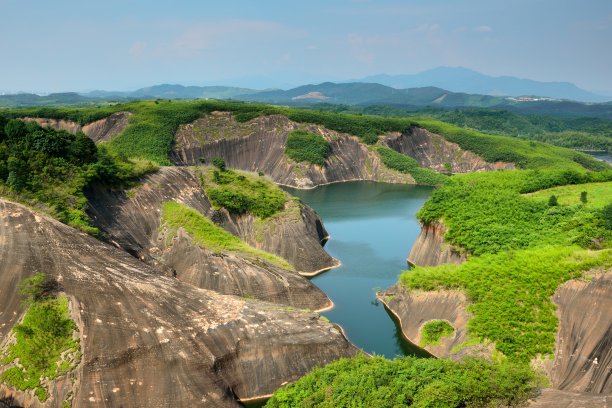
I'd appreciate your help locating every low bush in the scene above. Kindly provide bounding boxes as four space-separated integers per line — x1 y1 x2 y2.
265 354 542 408
376 146 448 186
202 168 286 218
420 320 454 346
0 273 80 402
285 130 331 166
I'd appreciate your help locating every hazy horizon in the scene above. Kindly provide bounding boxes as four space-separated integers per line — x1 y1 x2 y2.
2 0 611 94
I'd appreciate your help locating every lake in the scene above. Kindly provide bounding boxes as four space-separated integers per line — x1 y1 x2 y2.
284 181 433 359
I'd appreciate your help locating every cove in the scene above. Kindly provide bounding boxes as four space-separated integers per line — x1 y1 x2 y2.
284 181 433 358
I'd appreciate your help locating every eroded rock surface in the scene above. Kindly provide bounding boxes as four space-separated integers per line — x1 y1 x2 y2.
378 285 471 358
0 199 357 407
380 127 515 174
528 389 610 407
22 112 131 142
408 221 466 267
547 272 612 394
171 112 414 188
86 167 335 309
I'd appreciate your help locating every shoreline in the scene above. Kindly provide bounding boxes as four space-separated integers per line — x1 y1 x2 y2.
376 290 437 359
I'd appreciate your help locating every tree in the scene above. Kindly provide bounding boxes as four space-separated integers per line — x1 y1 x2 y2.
548 195 558 206
603 203 612 230
580 191 587 204
4 119 27 140
6 156 27 191
212 157 226 172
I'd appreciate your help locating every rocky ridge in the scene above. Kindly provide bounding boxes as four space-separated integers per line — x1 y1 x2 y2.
86 166 336 309
0 199 357 407
21 112 131 142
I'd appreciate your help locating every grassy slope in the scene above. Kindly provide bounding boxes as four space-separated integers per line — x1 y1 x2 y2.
401 169 612 362
161 201 293 270
526 181 612 209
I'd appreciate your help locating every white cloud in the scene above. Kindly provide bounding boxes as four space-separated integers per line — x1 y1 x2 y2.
474 25 493 33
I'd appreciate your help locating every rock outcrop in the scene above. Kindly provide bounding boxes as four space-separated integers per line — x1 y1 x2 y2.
380 127 515 174
377 285 472 358
171 112 415 188
408 221 466 267
547 271 612 394
528 389 610 407
0 199 357 407
86 167 336 309
22 112 131 143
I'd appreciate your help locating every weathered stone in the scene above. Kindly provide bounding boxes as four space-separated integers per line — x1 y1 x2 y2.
21 112 131 143
408 221 466 267
380 127 515 174
86 167 334 309
0 199 357 407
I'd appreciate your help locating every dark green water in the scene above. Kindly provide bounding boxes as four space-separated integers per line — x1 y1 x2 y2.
284 181 433 359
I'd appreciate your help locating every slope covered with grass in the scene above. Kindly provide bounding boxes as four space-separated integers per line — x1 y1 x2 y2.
161 201 293 270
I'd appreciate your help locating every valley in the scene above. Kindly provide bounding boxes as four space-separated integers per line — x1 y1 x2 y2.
0 100 610 407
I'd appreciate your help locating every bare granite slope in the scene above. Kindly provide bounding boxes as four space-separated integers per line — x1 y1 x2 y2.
86 167 335 309
0 199 357 407
171 112 414 188
22 112 131 143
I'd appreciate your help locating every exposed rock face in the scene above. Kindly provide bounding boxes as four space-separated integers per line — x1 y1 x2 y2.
547 272 612 394
86 167 335 309
213 202 338 276
408 221 466 267
171 112 415 188
378 285 472 358
0 199 357 407
380 127 515 174
528 389 610 407
21 112 131 142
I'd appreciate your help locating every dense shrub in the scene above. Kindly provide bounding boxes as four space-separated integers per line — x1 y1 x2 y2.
0 274 80 402
420 320 454 346
266 354 542 408
0 120 155 233
202 168 286 218
376 146 448 186
285 130 330 166
401 247 610 362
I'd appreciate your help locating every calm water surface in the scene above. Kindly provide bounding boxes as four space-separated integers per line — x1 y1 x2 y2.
284 182 433 359
588 151 612 164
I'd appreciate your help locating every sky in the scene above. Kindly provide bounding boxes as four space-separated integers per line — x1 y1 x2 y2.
1 0 611 94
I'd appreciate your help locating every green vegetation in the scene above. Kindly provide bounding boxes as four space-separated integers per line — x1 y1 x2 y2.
402 247 610 362
314 105 612 153
202 167 286 218
285 130 330 166
375 146 448 186
0 273 80 402
3 100 607 172
161 201 292 270
412 119 608 172
0 118 155 234
265 354 542 408
526 181 612 209
417 171 612 256
400 168 612 362
420 320 454 347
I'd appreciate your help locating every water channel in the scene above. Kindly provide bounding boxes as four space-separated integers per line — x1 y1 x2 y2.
284 181 433 359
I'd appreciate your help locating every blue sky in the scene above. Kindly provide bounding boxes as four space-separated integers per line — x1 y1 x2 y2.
1 0 611 93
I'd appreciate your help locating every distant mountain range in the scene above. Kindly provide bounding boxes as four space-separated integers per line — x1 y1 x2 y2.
2 71 612 120
353 67 609 103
